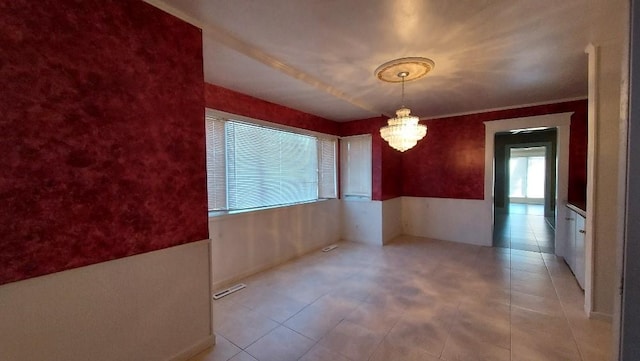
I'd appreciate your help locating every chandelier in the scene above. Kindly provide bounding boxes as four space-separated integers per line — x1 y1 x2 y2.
375 57 433 152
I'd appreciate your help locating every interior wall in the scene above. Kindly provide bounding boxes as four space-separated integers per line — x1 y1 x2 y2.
0 240 213 361
209 200 341 289
402 197 491 246
587 0 627 317
339 116 404 201
0 0 207 284
0 2 213 359
568 102 589 207
401 100 587 200
204 83 340 136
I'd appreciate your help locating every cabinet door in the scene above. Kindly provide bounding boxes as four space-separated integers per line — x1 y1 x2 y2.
575 215 586 289
565 210 576 271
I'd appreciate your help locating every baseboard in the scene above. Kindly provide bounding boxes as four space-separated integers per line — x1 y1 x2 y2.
211 241 339 290
589 311 613 322
168 334 215 361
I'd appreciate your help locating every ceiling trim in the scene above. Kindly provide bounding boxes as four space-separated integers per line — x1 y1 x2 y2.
421 96 588 121
144 0 388 117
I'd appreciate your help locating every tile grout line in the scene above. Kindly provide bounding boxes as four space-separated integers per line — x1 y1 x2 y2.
542 255 587 361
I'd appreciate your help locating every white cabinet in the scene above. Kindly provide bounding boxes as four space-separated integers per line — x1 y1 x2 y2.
565 205 586 289
574 215 586 288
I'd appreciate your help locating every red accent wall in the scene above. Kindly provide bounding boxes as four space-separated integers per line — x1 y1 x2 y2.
0 0 207 285
401 100 588 200
340 117 403 201
202 82 586 204
567 101 588 208
205 83 340 135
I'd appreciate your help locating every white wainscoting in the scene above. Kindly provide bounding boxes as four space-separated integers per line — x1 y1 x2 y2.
209 199 341 289
340 197 402 245
402 197 492 246
382 197 403 244
0 240 213 361
341 199 383 245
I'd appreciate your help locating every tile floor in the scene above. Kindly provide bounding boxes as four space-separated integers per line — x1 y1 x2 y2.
494 204 556 254
190 236 611 361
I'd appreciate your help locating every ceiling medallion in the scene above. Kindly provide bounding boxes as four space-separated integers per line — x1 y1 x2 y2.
374 57 435 83
376 57 433 152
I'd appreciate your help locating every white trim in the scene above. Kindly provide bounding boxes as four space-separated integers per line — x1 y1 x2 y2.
585 43 599 317
484 112 572 252
422 97 587 121
589 311 614 322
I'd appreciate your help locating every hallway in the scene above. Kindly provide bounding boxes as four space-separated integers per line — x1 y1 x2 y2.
494 204 556 254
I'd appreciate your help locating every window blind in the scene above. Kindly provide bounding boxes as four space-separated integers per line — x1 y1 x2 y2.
225 121 318 210
318 138 337 199
205 115 337 212
205 116 227 210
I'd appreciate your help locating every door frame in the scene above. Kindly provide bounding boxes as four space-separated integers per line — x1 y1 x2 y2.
484 113 572 258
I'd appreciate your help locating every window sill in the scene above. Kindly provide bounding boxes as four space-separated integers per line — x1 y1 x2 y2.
208 198 335 219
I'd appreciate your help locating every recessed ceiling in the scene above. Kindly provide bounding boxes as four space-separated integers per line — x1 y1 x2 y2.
147 0 589 122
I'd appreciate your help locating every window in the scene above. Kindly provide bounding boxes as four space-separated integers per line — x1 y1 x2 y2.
509 146 546 201
341 135 372 199
205 115 337 212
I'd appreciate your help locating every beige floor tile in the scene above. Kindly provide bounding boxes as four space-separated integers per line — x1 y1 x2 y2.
345 300 404 333
552 276 585 305
228 352 258 361
247 291 308 323
196 237 614 361
298 344 353 361
511 306 573 339
511 328 582 361
216 308 279 349
511 290 564 316
370 338 439 361
245 326 314 361
511 278 558 299
385 303 458 357
189 335 241 361
319 320 386 361
576 338 613 361
441 330 510 361
283 293 359 340
453 301 511 349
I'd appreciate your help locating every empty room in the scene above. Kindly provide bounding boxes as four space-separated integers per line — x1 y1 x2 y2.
2 1 639 361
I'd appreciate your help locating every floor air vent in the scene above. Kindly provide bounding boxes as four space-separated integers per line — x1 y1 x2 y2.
322 245 338 252
213 283 246 300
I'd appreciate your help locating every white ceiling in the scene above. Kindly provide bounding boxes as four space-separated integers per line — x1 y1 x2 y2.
148 0 589 122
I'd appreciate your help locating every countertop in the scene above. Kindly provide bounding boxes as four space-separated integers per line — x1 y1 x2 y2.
567 201 587 217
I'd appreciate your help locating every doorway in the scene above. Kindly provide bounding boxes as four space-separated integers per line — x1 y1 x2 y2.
493 128 557 254
492 129 558 253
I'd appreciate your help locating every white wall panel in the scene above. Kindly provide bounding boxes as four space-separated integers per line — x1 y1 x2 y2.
209 200 341 288
0 240 213 361
402 197 492 246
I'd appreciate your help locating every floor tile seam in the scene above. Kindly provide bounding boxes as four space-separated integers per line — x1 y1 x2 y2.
313 317 364 361
245 323 319 361
547 269 588 361
542 256 587 361
213 334 243 361
434 300 464 360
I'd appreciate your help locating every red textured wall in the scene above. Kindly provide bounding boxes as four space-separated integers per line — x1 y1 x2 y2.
401 100 588 199
340 117 403 201
0 0 207 285
567 101 588 208
205 83 340 135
